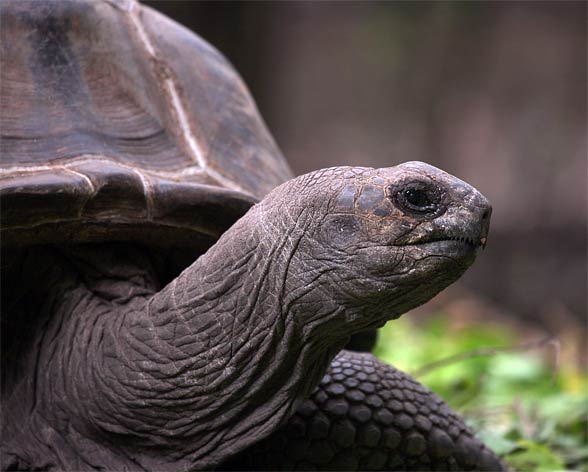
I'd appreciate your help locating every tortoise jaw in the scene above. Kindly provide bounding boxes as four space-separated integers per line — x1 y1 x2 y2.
396 233 485 262
414 234 483 249
397 231 485 249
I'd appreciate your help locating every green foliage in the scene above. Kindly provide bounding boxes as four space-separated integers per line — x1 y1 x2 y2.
374 314 588 472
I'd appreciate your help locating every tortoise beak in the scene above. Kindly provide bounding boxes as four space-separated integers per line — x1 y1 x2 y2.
479 205 492 250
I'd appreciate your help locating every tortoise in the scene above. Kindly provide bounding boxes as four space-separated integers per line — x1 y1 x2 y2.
0 1 503 470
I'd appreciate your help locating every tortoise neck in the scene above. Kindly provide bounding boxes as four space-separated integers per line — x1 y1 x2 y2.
2 213 348 469
99 206 337 467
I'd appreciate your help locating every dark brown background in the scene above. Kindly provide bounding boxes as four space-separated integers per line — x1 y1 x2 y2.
144 1 587 350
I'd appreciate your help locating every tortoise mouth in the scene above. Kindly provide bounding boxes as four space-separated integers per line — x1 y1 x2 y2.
418 235 480 248
400 234 483 251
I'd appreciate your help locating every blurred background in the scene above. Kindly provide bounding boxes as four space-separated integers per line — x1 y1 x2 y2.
145 0 587 358
143 2 586 469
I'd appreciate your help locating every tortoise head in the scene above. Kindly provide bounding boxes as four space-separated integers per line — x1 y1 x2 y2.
256 161 491 336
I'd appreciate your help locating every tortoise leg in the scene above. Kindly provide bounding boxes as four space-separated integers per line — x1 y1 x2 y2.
222 350 505 471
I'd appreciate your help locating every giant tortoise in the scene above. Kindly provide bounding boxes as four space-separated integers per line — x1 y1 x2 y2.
1 1 502 470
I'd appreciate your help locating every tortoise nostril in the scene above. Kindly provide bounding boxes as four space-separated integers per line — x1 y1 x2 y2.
481 209 490 220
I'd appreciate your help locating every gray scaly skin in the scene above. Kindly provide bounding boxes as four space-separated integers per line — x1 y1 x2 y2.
225 351 504 471
2 162 492 471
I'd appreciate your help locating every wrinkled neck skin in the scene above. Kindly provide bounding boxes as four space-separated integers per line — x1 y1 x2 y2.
2 204 350 470
108 204 349 469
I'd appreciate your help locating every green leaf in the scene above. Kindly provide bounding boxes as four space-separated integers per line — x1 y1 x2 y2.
477 430 518 455
374 312 587 471
505 440 566 471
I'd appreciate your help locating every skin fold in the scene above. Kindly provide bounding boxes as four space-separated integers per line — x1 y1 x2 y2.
1 162 495 471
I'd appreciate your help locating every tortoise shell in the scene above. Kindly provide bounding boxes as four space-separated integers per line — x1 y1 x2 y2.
0 0 292 249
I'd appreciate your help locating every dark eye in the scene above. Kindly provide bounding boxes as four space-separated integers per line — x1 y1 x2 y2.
389 181 444 217
403 188 431 208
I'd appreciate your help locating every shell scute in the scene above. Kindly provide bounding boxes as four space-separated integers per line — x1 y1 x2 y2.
70 159 148 220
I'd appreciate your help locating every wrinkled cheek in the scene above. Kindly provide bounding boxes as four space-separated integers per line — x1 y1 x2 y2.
405 254 473 292
357 247 409 279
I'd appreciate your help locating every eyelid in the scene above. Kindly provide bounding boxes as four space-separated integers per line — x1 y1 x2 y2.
387 180 448 218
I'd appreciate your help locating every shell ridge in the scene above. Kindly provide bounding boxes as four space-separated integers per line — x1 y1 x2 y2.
125 3 210 170
131 168 154 222
60 166 96 194
2 155 206 181
125 3 248 195
60 166 96 218
103 0 134 13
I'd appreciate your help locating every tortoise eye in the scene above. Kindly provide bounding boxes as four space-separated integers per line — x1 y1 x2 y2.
403 188 431 208
389 181 444 217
